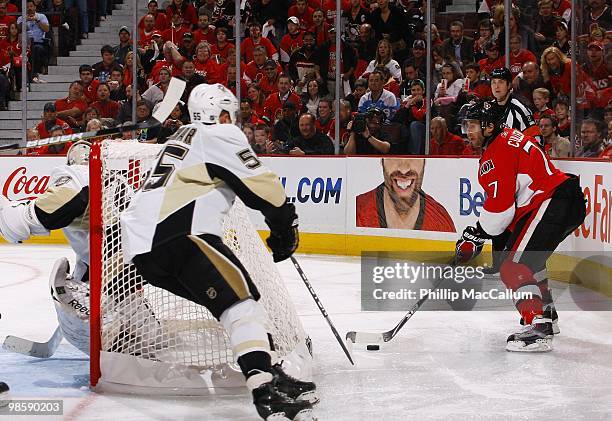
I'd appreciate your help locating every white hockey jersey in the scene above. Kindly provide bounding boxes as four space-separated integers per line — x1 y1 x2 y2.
30 164 90 280
121 122 288 263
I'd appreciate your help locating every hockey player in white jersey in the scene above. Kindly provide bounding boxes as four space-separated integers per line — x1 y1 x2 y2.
121 83 317 421
0 141 159 356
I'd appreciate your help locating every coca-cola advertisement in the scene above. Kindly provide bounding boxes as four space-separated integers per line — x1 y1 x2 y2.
1 157 64 201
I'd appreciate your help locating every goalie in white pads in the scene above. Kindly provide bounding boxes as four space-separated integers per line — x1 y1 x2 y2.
120 83 317 421
0 142 159 356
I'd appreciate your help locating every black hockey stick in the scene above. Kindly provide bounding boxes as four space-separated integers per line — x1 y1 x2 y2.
290 256 355 365
0 77 187 151
346 259 455 345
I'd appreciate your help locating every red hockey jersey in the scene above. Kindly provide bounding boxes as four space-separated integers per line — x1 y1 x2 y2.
477 127 568 236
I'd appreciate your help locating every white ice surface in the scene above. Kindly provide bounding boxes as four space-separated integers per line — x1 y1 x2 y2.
1 244 612 420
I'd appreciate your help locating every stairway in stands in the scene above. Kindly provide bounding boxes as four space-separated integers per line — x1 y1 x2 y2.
0 1 147 151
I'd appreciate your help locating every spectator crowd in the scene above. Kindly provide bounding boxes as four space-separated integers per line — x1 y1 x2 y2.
21 0 612 159
0 0 125 110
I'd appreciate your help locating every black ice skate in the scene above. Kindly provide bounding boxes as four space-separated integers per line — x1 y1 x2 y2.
271 364 319 404
0 382 10 407
252 382 315 421
520 306 559 335
507 316 554 352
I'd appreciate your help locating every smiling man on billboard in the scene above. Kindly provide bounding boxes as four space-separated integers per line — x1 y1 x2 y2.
356 158 456 231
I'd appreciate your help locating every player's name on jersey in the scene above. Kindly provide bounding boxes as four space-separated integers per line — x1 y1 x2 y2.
372 288 535 302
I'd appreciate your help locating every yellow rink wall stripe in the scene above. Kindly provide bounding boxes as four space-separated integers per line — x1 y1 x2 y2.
4 230 611 298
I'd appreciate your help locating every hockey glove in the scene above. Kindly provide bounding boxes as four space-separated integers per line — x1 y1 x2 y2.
265 203 299 263
455 225 486 264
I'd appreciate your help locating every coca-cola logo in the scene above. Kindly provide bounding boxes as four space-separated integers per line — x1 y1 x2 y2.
2 166 50 201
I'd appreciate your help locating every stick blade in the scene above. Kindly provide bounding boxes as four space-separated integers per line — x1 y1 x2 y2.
2 328 63 358
152 77 187 123
345 331 385 344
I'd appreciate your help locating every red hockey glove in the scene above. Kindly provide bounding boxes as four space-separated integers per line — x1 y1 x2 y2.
455 225 486 264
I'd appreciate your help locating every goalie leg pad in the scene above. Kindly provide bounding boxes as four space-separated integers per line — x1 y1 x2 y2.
49 257 90 354
220 299 272 360
103 290 162 356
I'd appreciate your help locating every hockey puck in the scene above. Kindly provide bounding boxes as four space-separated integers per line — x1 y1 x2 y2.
0 381 10 407
366 344 380 351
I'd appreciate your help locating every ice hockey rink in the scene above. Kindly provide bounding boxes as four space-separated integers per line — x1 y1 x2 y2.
1 244 612 420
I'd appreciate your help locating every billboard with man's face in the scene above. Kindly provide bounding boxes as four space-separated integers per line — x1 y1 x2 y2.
355 158 457 232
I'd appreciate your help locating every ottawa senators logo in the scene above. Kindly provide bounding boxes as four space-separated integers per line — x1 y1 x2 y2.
479 159 495 176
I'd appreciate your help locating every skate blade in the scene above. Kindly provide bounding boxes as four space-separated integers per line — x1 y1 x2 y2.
294 408 317 421
506 338 553 353
296 390 320 405
266 408 317 421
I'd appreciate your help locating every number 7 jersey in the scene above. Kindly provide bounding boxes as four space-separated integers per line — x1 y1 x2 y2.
477 127 568 237
120 123 288 263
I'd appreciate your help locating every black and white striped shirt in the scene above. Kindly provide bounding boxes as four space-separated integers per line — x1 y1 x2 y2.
494 94 543 144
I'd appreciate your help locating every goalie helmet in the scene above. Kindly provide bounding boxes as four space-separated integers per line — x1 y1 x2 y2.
66 140 91 166
188 83 239 124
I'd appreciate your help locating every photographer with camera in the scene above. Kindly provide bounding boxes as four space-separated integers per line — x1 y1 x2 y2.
344 107 391 155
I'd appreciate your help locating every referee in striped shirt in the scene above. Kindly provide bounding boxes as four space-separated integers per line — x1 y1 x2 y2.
489 67 543 146
483 67 544 276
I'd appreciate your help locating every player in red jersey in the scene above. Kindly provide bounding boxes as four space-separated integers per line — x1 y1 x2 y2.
455 101 586 352
356 158 456 232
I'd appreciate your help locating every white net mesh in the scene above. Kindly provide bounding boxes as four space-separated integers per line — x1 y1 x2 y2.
97 140 306 379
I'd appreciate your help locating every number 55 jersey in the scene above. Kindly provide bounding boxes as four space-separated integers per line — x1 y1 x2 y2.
477 127 568 237
121 123 288 263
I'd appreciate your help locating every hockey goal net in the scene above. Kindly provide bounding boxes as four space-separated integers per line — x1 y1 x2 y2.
89 140 311 393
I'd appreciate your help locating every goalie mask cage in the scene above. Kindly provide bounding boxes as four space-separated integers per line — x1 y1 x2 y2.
89 140 311 394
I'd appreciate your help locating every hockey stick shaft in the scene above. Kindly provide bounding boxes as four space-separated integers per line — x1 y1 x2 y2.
2 326 63 358
346 259 456 344
384 275 447 338
0 121 157 152
0 77 186 151
290 256 354 365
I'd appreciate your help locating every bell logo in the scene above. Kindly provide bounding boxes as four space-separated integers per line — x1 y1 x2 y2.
206 287 217 300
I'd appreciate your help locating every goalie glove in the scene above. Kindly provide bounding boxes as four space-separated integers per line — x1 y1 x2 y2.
455 225 486 264
265 202 299 263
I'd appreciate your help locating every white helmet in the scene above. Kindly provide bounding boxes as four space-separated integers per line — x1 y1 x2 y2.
66 140 91 166
188 83 239 124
